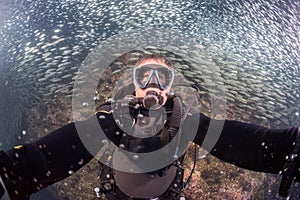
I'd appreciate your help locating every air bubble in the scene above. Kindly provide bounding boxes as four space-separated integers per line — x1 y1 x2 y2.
99 115 106 119
93 95 100 101
149 174 155 178
46 171 51 177
101 139 108 145
78 159 84 165
94 187 100 197
132 155 139 160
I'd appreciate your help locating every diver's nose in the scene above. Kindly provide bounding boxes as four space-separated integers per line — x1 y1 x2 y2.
149 74 159 84
146 74 160 89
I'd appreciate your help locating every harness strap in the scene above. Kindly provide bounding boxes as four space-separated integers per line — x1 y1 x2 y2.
279 127 300 197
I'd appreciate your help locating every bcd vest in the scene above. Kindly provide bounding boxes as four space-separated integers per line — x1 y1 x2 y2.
96 96 187 200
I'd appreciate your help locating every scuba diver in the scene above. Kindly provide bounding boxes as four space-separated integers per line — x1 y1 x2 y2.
0 54 299 200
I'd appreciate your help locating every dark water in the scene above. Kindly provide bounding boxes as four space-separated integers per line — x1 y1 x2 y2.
0 0 299 199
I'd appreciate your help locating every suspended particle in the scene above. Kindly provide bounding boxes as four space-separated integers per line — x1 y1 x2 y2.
21 130 27 135
82 102 89 107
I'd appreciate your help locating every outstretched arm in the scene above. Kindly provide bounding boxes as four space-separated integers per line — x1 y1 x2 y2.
185 113 299 197
0 118 98 200
188 113 299 174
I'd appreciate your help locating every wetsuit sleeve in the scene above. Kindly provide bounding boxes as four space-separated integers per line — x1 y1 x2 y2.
187 113 299 174
0 115 103 200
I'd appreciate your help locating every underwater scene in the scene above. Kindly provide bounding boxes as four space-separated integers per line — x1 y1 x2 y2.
0 0 299 199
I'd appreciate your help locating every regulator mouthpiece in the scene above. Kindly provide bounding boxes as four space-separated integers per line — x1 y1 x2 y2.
142 91 162 110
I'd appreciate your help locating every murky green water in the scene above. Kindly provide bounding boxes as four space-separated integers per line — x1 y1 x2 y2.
0 0 299 199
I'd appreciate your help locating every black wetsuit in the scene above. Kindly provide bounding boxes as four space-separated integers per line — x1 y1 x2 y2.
0 102 299 199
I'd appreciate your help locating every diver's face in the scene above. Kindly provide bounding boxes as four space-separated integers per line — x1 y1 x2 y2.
134 59 173 106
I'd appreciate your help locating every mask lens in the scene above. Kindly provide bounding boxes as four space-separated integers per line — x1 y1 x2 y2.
134 67 153 88
156 67 173 89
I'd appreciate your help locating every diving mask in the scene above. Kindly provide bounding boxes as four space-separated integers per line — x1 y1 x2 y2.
133 64 174 90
